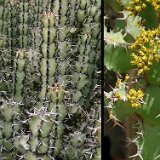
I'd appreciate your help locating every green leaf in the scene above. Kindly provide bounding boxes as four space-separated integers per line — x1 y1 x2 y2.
113 100 134 121
104 45 133 73
140 3 158 29
125 14 142 39
138 86 160 126
141 124 160 159
119 0 132 6
105 0 122 12
115 11 142 38
147 62 160 86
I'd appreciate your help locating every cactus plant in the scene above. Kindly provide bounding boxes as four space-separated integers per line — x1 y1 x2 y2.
0 0 101 159
105 0 160 159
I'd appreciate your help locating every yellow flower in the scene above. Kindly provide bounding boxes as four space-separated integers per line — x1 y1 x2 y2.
114 92 121 99
115 78 122 88
125 74 129 82
109 110 113 119
130 27 160 75
131 103 139 108
127 0 147 14
126 88 144 108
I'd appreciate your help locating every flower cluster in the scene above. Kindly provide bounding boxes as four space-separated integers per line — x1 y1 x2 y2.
129 28 160 75
114 92 121 99
127 0 160 14
126 88 144 108
115 78 122 88
127 0 146 14
124 74 129 82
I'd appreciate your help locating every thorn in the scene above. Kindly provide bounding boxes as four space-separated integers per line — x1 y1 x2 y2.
136 130 144 139
128 142 144 160
156 114 160 118
105 105 112 109
155 154 160 160
41 117 50 122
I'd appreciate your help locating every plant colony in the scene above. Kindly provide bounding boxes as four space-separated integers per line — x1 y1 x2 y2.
0 0 101 159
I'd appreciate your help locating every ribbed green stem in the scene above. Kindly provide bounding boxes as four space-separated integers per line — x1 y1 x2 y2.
0 0 100 159
0 49 26 159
